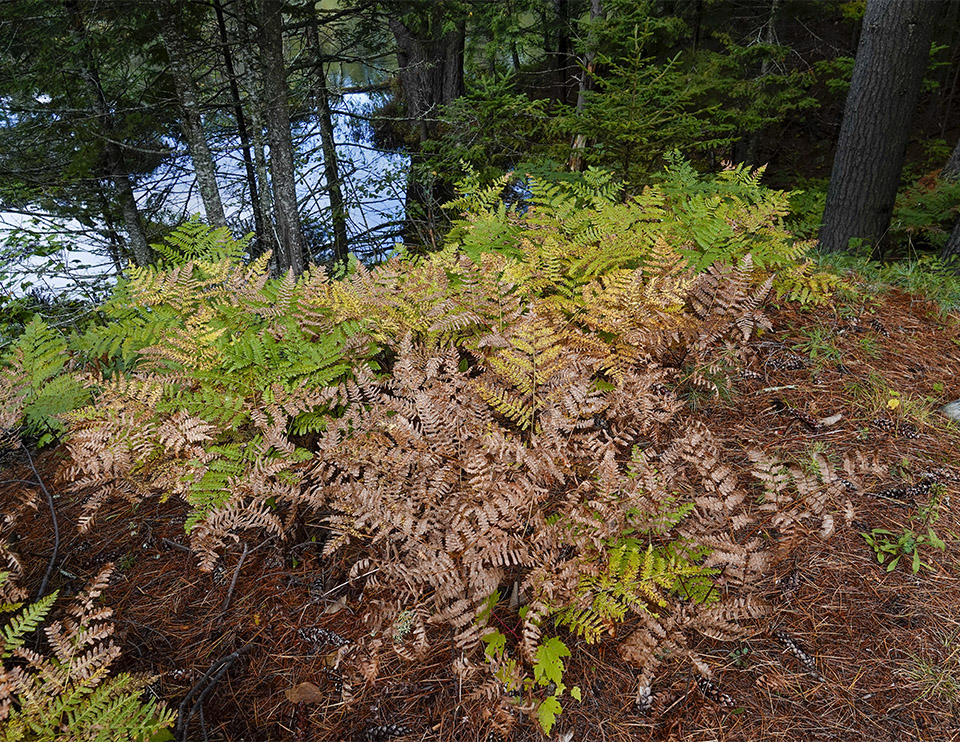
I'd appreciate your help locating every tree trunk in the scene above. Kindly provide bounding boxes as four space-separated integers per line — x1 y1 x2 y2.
568 0 603 172
235 2 278 260
213 0 267 254
507 0 521 72
942 136 960 180
64 0 152 267
155 0 227 229
939 137 960 261
819 0 936 256
256 0 306 275
553 0 572 105
305 17 349 267
941 220 960 262
389 9 465 251
95 186 125 275
692 0 703 50
924 0 960 134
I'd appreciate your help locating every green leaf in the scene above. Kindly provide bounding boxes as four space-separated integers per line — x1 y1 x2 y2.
482 629 507 659
928 528 946 550
570 686 582 702
534 637 570 688
887 556 900 571
537 694 563 735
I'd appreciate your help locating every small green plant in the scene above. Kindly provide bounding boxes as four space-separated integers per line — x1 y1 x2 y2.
856 334 883 359
793 327 840 364
481 629 581 736
801 441 837 479
727 645 752 668
899 628 960 706
861 487 948 573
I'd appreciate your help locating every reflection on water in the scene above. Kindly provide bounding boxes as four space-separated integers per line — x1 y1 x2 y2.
0 91 408 299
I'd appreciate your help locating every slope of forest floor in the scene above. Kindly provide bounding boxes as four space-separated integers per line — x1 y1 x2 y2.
4 284 960 742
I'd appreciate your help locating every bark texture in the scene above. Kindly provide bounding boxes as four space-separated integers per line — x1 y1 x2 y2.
943 135 960 180
819 0 936 255
306 17 349 266
940 136 960 261
236 1 279 259
155 0 227 229
213 0 267 253
568 0 604 172
389 9 465 250
257 0 306 275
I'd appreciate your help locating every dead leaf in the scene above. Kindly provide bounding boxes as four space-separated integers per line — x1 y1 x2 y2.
323 595 347 615
284 681 325 704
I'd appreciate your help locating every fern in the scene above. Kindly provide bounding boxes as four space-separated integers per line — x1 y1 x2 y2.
558 520 718 644
152 215 250 267
0 568 175 741
0 584 56 660
0 318 89 445
0 182 793 734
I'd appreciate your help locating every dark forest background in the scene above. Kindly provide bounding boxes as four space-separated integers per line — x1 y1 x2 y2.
2 0 960 326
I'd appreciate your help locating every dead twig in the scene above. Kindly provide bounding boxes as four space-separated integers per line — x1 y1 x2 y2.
219 541 249 614
21 444 58 600
162 538 192 553
175 639 255 742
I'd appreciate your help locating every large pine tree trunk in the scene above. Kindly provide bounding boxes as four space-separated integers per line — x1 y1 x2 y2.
390 9 465 251
155 0 227 229
256 0 306 275
819 0 936 256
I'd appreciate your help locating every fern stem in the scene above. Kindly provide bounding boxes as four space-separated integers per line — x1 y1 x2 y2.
21 443 59 600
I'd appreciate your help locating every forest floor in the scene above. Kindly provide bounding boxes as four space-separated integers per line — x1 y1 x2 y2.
4 282 960 742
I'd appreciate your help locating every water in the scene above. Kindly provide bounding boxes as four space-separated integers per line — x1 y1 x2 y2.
0 91 408 299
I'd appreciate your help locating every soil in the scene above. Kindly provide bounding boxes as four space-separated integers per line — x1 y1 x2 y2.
4 285 960 742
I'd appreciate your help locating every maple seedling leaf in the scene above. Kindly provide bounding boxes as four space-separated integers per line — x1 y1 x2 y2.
534 637 570 688
538 694 563 736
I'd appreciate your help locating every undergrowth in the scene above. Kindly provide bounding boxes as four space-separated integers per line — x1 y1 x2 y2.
0 500 175 741
819 252 960 313
0 161 844 734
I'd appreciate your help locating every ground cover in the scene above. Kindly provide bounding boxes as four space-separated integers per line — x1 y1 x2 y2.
3 280 960 742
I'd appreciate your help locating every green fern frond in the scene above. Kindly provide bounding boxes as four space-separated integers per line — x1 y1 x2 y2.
0 569 175 740
0 590 56 659
152 215 250 267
